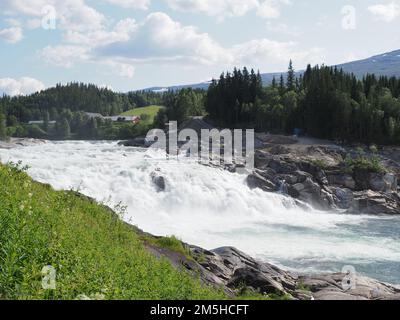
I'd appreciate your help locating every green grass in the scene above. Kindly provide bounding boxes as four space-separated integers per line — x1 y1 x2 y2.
142 235 193 261
0 162 225 300
121 106 165 125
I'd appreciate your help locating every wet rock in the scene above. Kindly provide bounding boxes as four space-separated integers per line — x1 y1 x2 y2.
247 172 277 192
370 173 397 192
332 187 354 209
150 172 166 192
352 191 400 214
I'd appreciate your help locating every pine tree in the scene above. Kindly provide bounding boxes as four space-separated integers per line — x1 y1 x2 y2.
287 60 295 91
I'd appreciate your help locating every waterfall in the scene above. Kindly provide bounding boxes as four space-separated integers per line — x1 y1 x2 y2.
1 140 400 283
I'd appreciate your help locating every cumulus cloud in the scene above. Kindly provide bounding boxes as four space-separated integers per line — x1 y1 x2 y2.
95 12 231 64
104 0 150 10
368 2 400 22
232 38 323 70
257 0 291 19
165 0 258 19
0 26 23 43
38 11 319 75
40 45 90 67
0 0 106 31
0 77 46 96
165 0 290 20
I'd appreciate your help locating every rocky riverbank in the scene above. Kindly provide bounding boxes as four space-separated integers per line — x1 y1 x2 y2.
137 227 400 300
245 134 400 215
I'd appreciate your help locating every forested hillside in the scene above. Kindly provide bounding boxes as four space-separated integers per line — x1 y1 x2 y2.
0 83 164 140
205 64 400 144
2 64 400 145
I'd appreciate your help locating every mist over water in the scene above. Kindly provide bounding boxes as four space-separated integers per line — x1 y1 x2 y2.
1 141 400 284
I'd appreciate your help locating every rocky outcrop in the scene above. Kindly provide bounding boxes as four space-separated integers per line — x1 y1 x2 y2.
247 142 400 215
351 191 400 215
144 240 400 300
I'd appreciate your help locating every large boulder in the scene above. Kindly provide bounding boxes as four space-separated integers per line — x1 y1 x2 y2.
332 187 354 209
289 178 333 210
150 172 166 192
370 173 397 192
247 172 277 192
351 190 400 214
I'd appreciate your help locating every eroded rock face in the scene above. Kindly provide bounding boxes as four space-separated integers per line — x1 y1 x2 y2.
176 246 400 300
252 143 400 215
352 191 400 215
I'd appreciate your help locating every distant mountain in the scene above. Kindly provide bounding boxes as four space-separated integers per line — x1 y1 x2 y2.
336 49 400 78
142 49 400 92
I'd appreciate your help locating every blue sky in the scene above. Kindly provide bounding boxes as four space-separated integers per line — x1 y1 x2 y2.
0 0 400 95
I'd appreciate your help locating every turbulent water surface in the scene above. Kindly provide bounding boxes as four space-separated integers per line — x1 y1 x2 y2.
1 141 399 284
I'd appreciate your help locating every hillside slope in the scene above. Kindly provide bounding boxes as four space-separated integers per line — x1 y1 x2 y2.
0 162 224 300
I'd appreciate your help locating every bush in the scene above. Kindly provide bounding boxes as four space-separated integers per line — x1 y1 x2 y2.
345 153 386 174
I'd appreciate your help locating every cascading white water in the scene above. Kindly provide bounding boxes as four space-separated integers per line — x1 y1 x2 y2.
1 141 400 283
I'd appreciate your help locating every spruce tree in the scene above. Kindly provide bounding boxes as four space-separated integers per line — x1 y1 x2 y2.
287 59 295 91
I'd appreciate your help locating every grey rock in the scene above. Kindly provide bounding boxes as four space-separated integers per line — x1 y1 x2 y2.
150 172 166 192
247 172 277 192
352 190 400 214
327 173 356 190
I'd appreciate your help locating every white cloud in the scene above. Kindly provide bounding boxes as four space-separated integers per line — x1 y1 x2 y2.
368 2 400 22
232 38 324 71
266 22 301 36
0 26 23 43
0 77 46 96
40 45 90 67
104 0 150 10
95 12 232 65
165 0 290 20
0 0 106 31
39 11 319 75
64 18 138 46
257 0 291 19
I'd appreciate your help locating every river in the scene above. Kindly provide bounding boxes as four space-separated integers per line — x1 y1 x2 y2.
1 140 399 284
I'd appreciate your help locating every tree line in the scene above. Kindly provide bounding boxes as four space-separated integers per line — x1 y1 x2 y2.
204 63 400 145
2 65 400 145
0 83 163 140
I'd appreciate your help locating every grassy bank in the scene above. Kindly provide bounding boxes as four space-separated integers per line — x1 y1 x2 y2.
0 162 224 300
